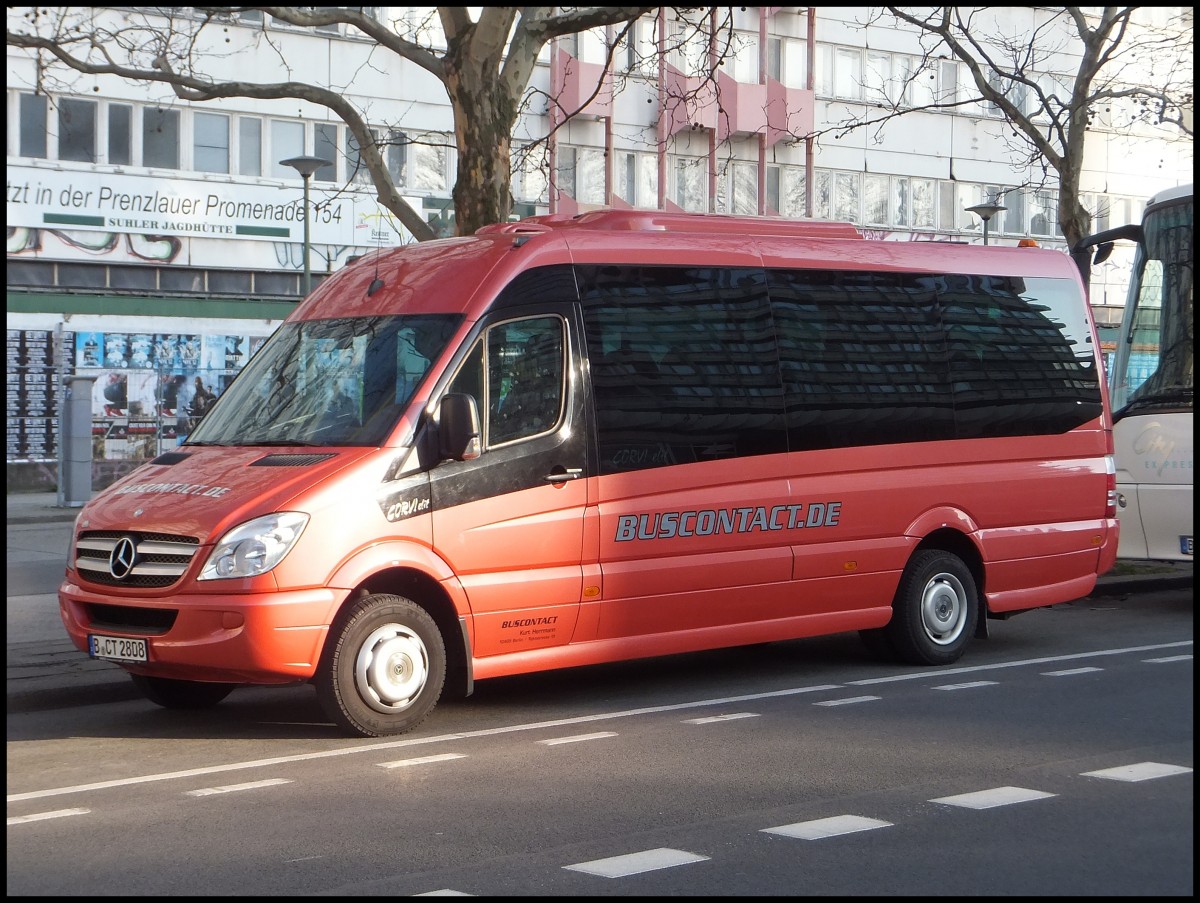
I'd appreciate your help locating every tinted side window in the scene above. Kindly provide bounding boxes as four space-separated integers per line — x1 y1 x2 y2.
578 265 786 475
769 270 953 450
940 275 1102 437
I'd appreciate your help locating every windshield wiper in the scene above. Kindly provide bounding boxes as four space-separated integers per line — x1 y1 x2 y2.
1117 388 1194 419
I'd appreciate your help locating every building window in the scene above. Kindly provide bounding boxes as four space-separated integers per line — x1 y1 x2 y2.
409 135 448 193
346 127 376 184
767 164 806 218
270 119 305 177
813 170 832 219
616 151 656 207
58 98 97 163
239 116 262 176
834 171 860 222
911 178 936 229
674 156 706 212
864 174 889 225
19 93 48 158
143 107 180 169
193 111 230 173
834 47 863 101
385 129 407 185
729 161 758 215
315 122 339 182
108 104 132 165
1001 189 1026 236
514 144 548 204
891 176 910 227
718 31 760 83
556 145 577 198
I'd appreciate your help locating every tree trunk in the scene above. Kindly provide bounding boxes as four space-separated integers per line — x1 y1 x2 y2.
445 56 515 236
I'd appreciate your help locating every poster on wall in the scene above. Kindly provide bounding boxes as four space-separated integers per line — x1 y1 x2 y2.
7 326 270 463
8 329 74 460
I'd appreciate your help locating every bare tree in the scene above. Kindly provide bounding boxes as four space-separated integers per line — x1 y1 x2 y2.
7 6 665 240
828 7 1191 265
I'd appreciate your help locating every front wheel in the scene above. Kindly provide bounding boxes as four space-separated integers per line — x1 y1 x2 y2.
130 673 237 709
884 549 979 666
316 594 447 738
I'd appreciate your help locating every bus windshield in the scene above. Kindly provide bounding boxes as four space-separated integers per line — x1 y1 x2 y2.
1110 195 1194 413
187 314 461 447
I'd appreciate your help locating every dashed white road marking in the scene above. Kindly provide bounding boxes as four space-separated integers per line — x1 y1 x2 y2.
1144 654 1192 663
930 786 1056 809
933 680 998 690
8 808 90 825
186 778 292 797
683 712 760 724
1041 667 1103 676
378 753 467 769
815 695 880 707
564 848 709 877
763 814 893 840
1081 762 1193 782
413 890 473 896
538 731 618 746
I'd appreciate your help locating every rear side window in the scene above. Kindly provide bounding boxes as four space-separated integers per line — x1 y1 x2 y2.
939 275 1102 437
578 265 787 474
770 269 1101 448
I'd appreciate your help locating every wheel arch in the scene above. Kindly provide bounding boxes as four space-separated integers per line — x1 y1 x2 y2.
911 527 988 639
325 553 473 699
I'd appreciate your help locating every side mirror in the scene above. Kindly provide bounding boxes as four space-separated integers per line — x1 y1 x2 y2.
437 393 482 461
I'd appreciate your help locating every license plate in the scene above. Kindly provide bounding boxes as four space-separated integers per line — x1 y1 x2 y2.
1182 536 1194 556
88 634 148 663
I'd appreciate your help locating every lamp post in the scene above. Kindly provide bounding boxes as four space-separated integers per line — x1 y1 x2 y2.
966 201 1007 246
279 155 331 295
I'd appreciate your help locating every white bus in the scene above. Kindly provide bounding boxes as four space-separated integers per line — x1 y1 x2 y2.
1081 184 1193 561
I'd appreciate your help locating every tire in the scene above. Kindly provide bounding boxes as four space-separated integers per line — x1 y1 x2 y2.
130 673 237 709
316 594 446 738
884 549 979 666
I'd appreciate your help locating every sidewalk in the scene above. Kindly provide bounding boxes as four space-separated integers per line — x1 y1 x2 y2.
7 490 83 525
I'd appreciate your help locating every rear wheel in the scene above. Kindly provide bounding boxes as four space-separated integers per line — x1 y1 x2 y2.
130 674 237 709
884 549 978 665
316 594 446 738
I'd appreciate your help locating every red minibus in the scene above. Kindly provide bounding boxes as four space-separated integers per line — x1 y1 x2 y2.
59 210 1119 736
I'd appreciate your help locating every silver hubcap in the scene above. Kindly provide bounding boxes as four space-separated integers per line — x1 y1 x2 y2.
920 572 968 646
354 623 429 714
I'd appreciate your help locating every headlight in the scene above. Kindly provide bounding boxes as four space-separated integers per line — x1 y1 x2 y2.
198 512 309 581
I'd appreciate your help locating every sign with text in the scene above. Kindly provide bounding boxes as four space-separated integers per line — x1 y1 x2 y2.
6 164 413 247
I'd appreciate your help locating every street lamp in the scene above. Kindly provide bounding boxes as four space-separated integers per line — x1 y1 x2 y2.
279 155 331 295
965 201 1007 246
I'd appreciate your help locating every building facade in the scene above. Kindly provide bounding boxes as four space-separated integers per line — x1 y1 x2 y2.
6 6 1193 489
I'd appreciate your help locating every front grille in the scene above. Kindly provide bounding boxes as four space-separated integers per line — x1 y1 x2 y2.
75 530 201 588
85 602 177 634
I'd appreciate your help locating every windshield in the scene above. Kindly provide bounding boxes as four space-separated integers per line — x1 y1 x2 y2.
187 315 460 446
1110 198 1193 412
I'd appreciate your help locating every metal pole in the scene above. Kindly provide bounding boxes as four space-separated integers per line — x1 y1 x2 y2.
302 173 312 295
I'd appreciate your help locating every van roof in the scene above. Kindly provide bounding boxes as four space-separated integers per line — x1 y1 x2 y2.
295 209 1080 322
477 209 864 240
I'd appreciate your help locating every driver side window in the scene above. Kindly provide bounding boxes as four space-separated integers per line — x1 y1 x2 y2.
445 316 565 447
